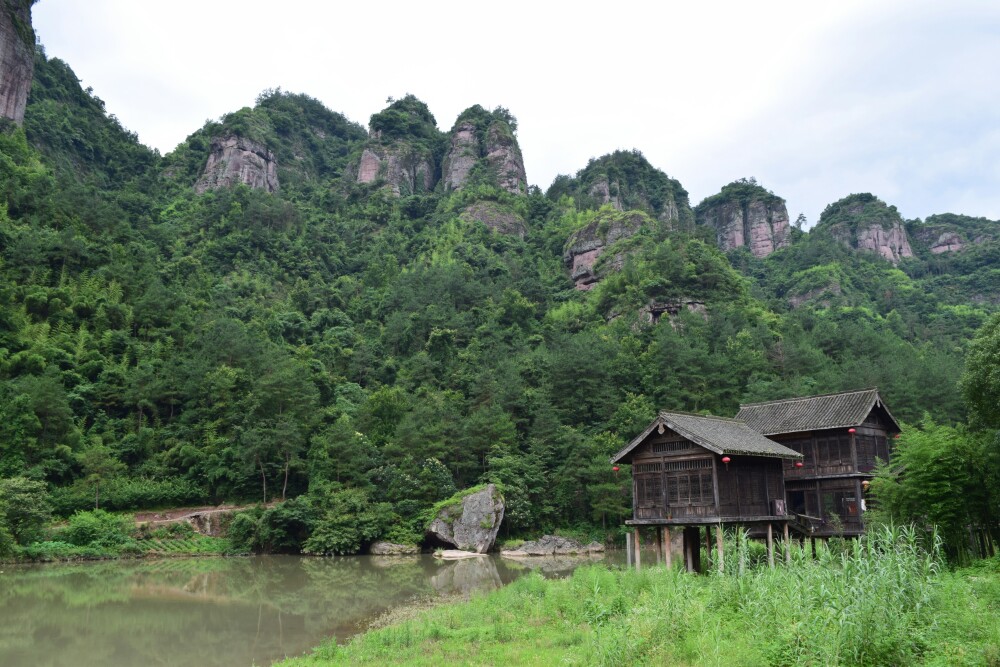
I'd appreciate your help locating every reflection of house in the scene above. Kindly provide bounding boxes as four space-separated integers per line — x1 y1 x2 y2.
611 412 802 572
736 388 900 538
614 388 899 571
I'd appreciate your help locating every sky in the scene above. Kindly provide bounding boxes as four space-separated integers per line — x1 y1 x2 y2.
30 1 1000 225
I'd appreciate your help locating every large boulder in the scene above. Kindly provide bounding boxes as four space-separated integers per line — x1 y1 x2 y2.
369 540 420 555
441 107 526 195
501 535 604 557
0 0 35 124
426 484 505 554
353 144 436 195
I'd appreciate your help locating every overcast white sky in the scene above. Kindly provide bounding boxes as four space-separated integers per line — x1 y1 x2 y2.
31 1 1000 224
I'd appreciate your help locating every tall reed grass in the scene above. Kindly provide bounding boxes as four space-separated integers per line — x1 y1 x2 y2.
280 524 1000 666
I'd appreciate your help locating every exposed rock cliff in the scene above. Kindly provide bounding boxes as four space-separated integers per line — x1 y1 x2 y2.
696 179 790 257
460 200 527 238
0 0 35 124
349 95 441 195
909 213 996 255
547 150 693 229
815 193 913 264
563 210 651 290
353 144 435 195
194 135 279 193
441 106 526 195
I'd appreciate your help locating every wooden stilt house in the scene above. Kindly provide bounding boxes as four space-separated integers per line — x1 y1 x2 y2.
611 412 803 571
736 388 901 538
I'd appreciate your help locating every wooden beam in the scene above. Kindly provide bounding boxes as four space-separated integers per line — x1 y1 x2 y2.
767 522 775 569
663 526 672 569
705 526 713 571
625 531 632 567
654 525 662 565
715 524 724 574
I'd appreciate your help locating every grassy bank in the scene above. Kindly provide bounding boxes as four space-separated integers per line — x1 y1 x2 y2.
280 527 1000 666
3 509 231 563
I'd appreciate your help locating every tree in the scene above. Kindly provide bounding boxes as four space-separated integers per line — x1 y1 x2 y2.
0 476 52 544
961 312 1000 429
79 443 126 509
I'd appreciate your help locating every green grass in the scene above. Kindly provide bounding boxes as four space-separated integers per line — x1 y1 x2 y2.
278 526 1000 666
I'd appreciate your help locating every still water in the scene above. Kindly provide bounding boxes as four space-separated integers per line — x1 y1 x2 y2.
0 552 622 667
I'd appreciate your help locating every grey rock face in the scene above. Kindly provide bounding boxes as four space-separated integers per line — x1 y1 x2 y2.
563 210 648 290
502 535 604 556
441 119 526 194
369 540 420 555
461 201 527 238
195 136 279 193
354 144 435 195
442 122 478 191
0 0 35 124
699 199 790 258
426 484 505 554
484 122 526 194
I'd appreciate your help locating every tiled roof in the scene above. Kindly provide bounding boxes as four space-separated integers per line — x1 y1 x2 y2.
736 388 899 435
612 411 802 463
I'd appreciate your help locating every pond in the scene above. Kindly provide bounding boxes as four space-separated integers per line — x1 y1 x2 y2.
0 551 627 667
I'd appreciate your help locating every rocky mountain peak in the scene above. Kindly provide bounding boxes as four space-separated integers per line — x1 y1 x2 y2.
350 95 440 195
816 193 914 264
0 0 36 124
695 179 790 257
546 150 693 229
441 105 526 195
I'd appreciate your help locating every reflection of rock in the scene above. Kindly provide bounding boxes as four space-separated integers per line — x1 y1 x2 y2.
431 556 502 595
434 549 484 560
370 541 420 555
501 535 604 556
426 484 505 553
500 553 605 576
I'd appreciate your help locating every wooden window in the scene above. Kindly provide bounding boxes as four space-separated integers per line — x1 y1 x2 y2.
664 462 714 506
651 441 697 454
636 474 662 507
634 462 662 474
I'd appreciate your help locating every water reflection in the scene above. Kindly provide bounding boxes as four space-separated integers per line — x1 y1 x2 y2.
0 551 622 667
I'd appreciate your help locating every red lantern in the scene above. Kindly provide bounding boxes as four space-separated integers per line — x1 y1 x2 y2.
894 433 901 439
612 466 620 472
795 461 804 468
848 428 856 434
721 456 731 464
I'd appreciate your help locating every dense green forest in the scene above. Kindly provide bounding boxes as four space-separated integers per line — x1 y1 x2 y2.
2 46 999 556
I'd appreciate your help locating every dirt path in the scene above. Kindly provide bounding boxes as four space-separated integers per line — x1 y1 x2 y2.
133 503 273 525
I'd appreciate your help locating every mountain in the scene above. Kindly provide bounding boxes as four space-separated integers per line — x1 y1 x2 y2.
0 20 996 548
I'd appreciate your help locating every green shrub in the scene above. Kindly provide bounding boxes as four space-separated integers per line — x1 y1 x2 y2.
61 509 133 548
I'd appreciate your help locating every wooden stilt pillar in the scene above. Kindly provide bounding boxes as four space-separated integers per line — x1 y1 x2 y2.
810 536 816 558
683 527 694 572
767 523 775 569
626 531 632 567
705 527 713 571
663 526 672 569
654 526 662 565
690 527 702 573
738 529 745 576
716 524 724 574
783 522 791 564
634 527 642 570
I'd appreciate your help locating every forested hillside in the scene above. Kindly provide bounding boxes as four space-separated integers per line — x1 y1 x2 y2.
1 45 997 551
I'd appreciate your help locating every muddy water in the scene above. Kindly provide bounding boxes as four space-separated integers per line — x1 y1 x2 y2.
0 552 623 667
